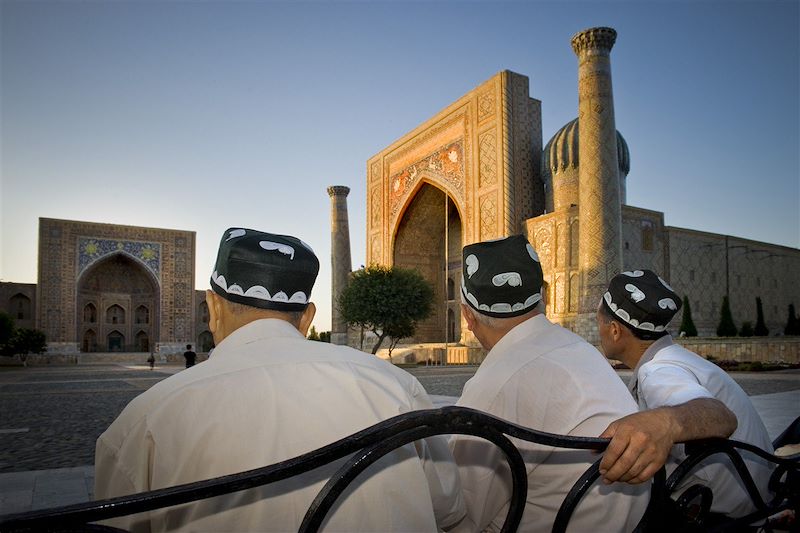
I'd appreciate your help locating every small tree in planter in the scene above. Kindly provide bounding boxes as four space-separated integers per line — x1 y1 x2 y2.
716 296 737 337
754 297 769 337
739 321 754 337
678 296 698 337
785 304 800 336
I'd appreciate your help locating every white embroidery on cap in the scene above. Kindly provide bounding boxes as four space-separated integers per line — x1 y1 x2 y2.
658 298 678 311
244 286 271 300
465 254 479 278
625 283 645 303
526 243 540 263
492 272 522 287
227 284 244 296
289 291 308 304
226 229 246 241
272 291 288 302
658 276 674 292
622 270 644 277
260 241 295 260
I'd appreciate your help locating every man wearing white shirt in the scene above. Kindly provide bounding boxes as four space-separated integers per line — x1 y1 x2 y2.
95 227 465 532
596 269 772 517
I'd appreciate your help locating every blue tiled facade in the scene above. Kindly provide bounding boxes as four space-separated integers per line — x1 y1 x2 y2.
77 238 161 280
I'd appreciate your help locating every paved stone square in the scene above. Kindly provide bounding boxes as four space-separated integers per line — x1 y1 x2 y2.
1 362 798 474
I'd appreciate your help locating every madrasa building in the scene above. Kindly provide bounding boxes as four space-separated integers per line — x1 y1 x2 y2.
329 26 800 352
0 219 214 356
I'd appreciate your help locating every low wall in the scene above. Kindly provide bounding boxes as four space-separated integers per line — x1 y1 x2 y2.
0 352 210 366
675 337 799 364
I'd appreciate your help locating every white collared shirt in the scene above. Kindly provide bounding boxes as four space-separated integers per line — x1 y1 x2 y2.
96 318 464 532
450 314 649 532
634 336 774 517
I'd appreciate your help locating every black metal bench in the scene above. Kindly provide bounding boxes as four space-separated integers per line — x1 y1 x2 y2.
1 407 797 533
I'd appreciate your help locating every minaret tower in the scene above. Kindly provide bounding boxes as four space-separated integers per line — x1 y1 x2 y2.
572 27 623 341
327 185 352 346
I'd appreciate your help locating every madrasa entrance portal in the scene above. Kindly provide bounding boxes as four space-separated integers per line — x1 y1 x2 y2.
77 253 159 352
393 183 462 343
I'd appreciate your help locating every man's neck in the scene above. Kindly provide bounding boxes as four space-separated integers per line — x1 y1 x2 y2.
480 310 540 351
618 340 653 370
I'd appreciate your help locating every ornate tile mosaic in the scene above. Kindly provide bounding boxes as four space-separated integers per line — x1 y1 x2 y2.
77 238 161 279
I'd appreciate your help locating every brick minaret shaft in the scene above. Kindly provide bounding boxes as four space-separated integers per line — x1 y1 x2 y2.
572 27 623 341
327 186 352 345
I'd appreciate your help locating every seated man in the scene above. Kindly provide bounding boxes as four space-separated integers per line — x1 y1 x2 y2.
449 235 649 532
95 228 465 532
596 269 773 517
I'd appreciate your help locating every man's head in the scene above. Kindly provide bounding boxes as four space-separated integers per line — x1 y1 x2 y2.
206 228 320 344
186 344 192 350
460 235 545 350
596 269 681 364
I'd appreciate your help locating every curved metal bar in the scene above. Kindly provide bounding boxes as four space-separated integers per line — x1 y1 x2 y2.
631 469 668 533
300 426 527 533
552 458 602 533
0 407 606 531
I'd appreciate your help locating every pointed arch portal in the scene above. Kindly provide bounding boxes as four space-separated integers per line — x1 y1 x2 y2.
77 253 159 352
393 183 462 343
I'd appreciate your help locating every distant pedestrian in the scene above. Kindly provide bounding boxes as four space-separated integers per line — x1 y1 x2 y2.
183 344 196 368
147 353 155 370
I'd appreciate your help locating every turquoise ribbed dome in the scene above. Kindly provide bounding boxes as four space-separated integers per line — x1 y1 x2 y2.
542 118 630 175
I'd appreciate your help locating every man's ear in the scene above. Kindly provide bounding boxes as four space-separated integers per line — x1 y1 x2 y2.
206 290 222 338
461 303 477 332
610 320 624 342
298 302 316 337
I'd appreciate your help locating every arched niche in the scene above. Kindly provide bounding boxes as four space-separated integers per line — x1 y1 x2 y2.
9 293 32 320
77 253 159 353
392 182 462 343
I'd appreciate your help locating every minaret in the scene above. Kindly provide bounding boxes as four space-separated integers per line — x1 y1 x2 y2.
327 186 352 345
572 27 623 341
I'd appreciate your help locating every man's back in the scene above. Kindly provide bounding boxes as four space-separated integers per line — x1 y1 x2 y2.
96 318 462 532
637 341 773 516
451 315 649 532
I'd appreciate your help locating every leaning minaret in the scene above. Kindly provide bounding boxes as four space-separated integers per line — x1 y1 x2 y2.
327 186 352 345
572 27 623 341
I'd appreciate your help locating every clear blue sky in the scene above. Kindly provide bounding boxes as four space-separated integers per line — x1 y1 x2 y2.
2 0 798 332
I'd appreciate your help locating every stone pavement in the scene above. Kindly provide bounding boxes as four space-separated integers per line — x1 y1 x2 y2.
0 363 798 517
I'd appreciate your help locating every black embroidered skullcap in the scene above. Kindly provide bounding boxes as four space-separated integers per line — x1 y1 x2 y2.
461 235 544 318
210 228 319 312
602 269 681 333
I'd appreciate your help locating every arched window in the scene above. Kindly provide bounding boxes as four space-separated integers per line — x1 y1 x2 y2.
198 330 214 352
82 329 97 353
83 303 97 323
447 309 456 343
108 331 124 352
199 301 210 324
568 273 579 313
10 294 32 320
569 221 579 267
447 278 455 301
136 331 149 352
106 305 125 325
135 305 149 324
642 222 654 251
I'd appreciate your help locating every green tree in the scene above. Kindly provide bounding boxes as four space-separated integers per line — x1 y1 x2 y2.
739 321 754 337
0 312 15 356
716 296 737 337
784 304 800 336
11 328 47 366
754 297 769 336
318 331 331 343
338 264 433 360
307 325 320 341
678 296 698 337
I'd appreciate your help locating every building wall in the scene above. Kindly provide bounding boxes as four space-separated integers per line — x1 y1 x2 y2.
0 282 36 331
667 227 800 337
37 218 196 354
